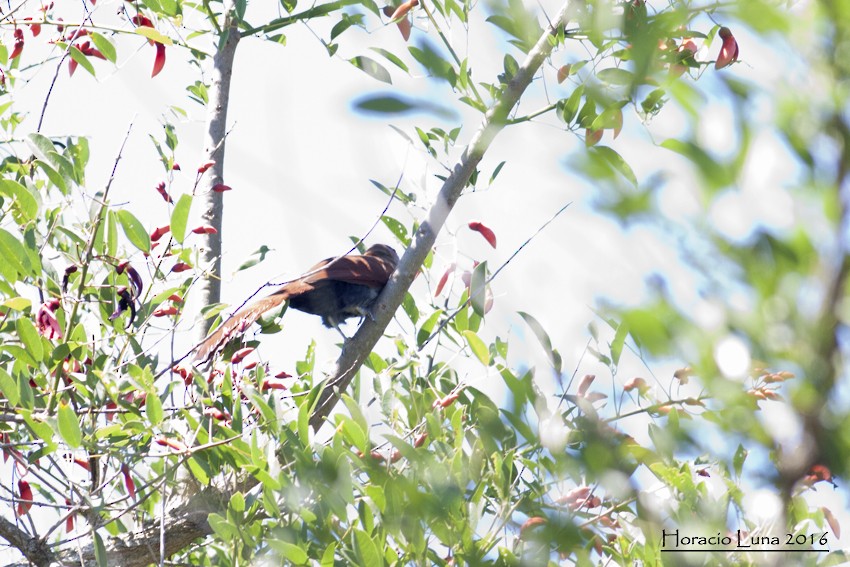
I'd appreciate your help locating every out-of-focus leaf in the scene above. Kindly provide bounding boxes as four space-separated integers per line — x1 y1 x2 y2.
350 56 392 84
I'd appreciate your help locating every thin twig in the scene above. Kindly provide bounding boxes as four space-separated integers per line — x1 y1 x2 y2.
418 201 572 350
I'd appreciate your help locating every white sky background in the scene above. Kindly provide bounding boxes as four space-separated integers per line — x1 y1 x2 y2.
2 0 848 560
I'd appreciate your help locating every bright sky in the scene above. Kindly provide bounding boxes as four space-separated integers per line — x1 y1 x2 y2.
2 0 847 560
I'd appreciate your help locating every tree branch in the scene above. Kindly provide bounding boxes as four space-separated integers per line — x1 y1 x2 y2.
309 1 575 430
0 516 56 566
194 3 242 344
4 486 223 567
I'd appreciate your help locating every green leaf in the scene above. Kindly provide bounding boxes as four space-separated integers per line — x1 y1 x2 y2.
170 194 192 243
519 311 561 373
401 292 418 324
116 210 151 253
463 330 490 365
596 67 634 86
0 366 19 406
68 45 97 77
16 318 43 363
416 310 442 347
409 42 456 85
2 297 31 311
94 532 107 567
490 161 506 184
353 94 456 120
592 146 637 187
350 56 392 84
237 245 271 272
269 540 309 564
146 393 163 426
209 513 238 540
353 529 382 566
0 228 31 280
0 179 38 222
90 32 117 63
230 491 245 513
135 26 173 45
469 261 487 317
337 415 368 453
381 216 410 245
320 544 337 567
369 47 409 72
733 444 747 478
34 160 68 194
26 133 57 164
187 456 211 484
610 321 628 366
58 402 83 448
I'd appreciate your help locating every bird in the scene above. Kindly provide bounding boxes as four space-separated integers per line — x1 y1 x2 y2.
194 244 399 362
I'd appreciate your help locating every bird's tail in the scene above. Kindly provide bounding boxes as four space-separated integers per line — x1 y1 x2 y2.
194 292 288 363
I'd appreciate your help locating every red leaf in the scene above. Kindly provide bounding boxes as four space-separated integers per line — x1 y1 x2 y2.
121 465 136 499
823 507 841 539
434 263 456 297
432 392 460 409
167 294 184 303
191 224 218 234
65 499 74 532
211 183 232 193
197 160 216 174
152 42 166 77
153 306 179 317
150 224 170 242
396 17 411 41
261 377 289 391
577 374 596 397
612 108 623 139
274 370 292 378
231 347 255 364
556 64 571 83
715 27 739 70
389 0 418 21
171 262 192 273
131 15 154 28
519 516 547 539
585 128 603 146
468 221 497 248
17 480 33 516
68 58 78 76
154 181 173 203
624 377 648 393
154 435 188 453
413 432 428 448
203 407 230 421
10 29 24 60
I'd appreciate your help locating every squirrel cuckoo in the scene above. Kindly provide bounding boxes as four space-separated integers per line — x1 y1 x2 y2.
194 244 399 362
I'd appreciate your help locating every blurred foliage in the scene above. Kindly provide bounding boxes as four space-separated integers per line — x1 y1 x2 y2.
0 0 848 566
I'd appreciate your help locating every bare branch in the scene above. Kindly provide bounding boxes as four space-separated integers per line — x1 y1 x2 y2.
193 4 242 345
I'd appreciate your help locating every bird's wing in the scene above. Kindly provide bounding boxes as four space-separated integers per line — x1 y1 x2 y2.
300 255 396 289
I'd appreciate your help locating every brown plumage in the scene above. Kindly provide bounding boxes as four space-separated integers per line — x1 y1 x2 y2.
194 244 399 362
